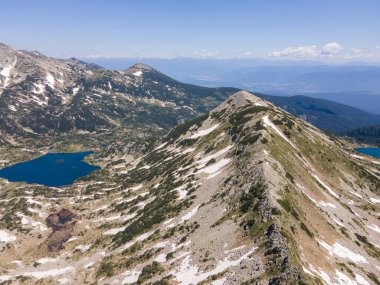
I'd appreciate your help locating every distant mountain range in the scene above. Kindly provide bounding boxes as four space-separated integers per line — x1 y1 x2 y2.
0 43 237 146
86 57 380 114
257 94 380 133
1 43 379 147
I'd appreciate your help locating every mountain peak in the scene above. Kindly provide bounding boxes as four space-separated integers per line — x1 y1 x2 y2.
227 90 263 104
131 63 155 71
216 90 269 112
124 63 157 76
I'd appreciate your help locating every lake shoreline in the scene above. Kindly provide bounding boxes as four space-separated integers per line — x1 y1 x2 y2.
355 147 380 159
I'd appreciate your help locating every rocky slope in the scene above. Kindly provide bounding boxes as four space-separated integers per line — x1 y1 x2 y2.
0 91 379 284
0 43 237 147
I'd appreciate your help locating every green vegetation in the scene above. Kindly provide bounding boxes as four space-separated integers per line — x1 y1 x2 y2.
240 182 266 213
336 262 354 278
113 181 192 245
165 113 209 141
0 197 30 232
300 222 314 238
344 125 380 145
277 197 299 220
239 133 262 145
121 248 162 269
137 261 164 284
151 276 172 285
179 138 198 147
96 261 116 277
355 233 380 258
285 172 295 184
367 272 380 285
205 158 216 166
349 161 380 193
229 105 268 133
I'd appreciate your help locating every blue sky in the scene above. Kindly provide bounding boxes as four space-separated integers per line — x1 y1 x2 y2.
1 0 380 61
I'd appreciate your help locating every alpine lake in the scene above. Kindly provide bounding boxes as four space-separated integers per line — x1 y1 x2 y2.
0 151 100 187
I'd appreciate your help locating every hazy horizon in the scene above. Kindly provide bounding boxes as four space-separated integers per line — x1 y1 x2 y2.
2 0 380 62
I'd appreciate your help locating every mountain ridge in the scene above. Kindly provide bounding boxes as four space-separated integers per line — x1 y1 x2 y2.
0 91 379 284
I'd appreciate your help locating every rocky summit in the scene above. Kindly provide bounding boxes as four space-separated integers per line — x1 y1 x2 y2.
0 87 379 284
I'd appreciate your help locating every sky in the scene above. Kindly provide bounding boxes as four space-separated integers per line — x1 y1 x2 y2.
1 0 380 61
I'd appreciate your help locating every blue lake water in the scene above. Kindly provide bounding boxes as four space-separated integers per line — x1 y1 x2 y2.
0 151 100 187
355 148 380 159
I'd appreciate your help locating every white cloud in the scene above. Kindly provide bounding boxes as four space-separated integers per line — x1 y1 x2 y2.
343 47 376 59
269 42 347 59
269 45 318 58
321 42 343 55
351 48 363 54
194 49 220 58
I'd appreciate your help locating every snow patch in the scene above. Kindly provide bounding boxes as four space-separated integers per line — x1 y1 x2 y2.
104 226 126 235
36 257 59 264
175 185 188 200
197 145 233 167
370 197 380 203
351 154 365 159
132 71 143 77
190 124 220 139
1 64 12 87
130 184 143 191
171 247 256 285
181 205 200 222
356 274 370 285
23 266 74 278
263 115 297 149
310 173 339 198
72 87 80 94
0 230 16 242
200 158 230 175
332 218 344 227
154 253 167 262
318 240 368 263
46 73 55 89
319 201 336 208
367 224 380 234
350 191 363 198
75 244 91 251
120 270 141 284
155 142 168 150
